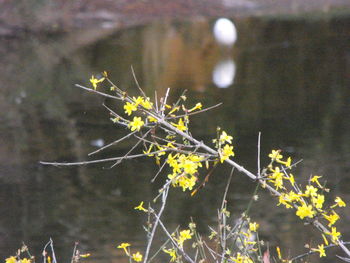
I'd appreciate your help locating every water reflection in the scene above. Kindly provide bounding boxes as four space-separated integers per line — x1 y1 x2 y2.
0 15 349 263
212 59 236 88
90 139 105 148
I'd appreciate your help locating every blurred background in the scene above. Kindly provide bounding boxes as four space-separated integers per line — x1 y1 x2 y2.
0 0 350 262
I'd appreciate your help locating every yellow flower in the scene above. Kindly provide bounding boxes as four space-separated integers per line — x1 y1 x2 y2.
180 229 192 240
322 233 329 245
178 175 197 191
163 248 177 262
268 150 283 161
80 254 91 258
305 185 318 197
167 153 178 168
323 211 339 227
118 242 131 249
124 102 137 116
249 222 259 232
132 96 144 106
169 106 180 115
129 117 144 131
156 145 167 156
6 257 17 263
188 102 202 112
278 193 293 209
89 75 105 90
182 160 197 175
334 196 346 207
276 247 282 260
296 204 315 219
220 144 234 163
176 229 192 247
310 175 323 188
134 201 148 212
171 118 187 131
312 194 325 210
326 227 340 243
219 131 233 144
111 117 119 123
269 167 284 190
311 244 326 257
143 144 154 157
117 243 131 255
147 116 157 123
288 191 301 202
288 173 295 186
140 98 153 110
132 252 143 262
277 157 292 168
21 259 31 263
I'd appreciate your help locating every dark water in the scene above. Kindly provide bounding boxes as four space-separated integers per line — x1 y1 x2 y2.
0 15 350 262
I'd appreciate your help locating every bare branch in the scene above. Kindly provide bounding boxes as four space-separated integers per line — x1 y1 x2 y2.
88 131 137 156
169 103 223 119
75 84 122 100
40 149 170 166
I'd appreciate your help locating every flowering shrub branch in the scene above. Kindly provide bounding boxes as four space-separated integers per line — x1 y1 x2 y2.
35 71 350 262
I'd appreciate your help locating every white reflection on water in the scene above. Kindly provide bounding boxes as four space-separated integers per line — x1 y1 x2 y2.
212 59 236 88
90 138 105 147
213 18 237 46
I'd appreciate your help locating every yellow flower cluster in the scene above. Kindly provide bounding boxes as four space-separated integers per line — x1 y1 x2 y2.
218 218 261 263
267 149 347 257
213 130 235 163
171 118 187 131
5 244 35 263
5 257 31 263
123 96 154 131
230 252 254 263
88 75 153 134
163 248 177 262
121 92 203 134
167 153 204 191
175 229 193 248
117 243 143 262
88 75 210 192
162 228 192 262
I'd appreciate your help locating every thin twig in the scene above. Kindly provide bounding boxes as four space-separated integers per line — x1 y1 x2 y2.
169 103 223 119
143 186 170 263
40 149 170 166
257 132 261 177
75 84 122 100
131 65 148 101
110 130 151 168
42 240 51 263
70 242 79 263
152 208 196 263
290 242 350 262
50 238 58 263
151 158 168 183
221 168 234 210
148 239 171 263
88 131 137 156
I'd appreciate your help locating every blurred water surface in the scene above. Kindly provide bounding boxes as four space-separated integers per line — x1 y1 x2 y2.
0 15 350 262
